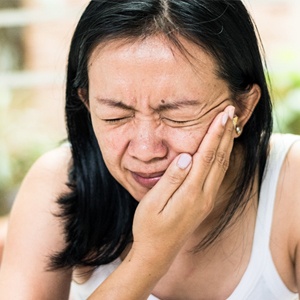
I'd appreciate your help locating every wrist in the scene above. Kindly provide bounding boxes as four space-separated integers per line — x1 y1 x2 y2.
88 245 172 300
126 242 176 279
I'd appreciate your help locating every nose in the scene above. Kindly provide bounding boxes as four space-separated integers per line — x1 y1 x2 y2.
127 120 168 162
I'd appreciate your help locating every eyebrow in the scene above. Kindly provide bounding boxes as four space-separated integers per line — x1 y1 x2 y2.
156 100 200 112
95 98 201 112
96 98 135 111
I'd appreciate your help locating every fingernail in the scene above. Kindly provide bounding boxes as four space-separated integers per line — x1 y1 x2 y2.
228 106 235 120
177 153 192 169
222 112 229 126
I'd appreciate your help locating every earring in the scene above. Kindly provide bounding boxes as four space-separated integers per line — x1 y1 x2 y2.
233 116 242 136
233 116 238 128
235 126 242 136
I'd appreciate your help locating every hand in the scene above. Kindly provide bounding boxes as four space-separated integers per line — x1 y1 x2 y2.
131 105 236 267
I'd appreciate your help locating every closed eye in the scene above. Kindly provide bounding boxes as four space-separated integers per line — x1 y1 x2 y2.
162 116 201 126
102 116 133 124
164 118 191 124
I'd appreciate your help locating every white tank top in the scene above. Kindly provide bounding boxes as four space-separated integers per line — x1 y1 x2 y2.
70 134 300 300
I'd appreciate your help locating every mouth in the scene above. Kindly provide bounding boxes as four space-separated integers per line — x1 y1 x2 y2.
131 171 165 189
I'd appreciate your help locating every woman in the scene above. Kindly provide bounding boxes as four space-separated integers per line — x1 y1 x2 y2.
0 0 299 299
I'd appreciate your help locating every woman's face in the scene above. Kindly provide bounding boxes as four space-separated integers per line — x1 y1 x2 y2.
86 35 233 201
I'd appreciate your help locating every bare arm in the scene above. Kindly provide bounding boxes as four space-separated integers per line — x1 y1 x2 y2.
0 148 72 299
89 106 236 299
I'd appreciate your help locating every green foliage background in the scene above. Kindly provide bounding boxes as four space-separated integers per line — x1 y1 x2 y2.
272 69 300 134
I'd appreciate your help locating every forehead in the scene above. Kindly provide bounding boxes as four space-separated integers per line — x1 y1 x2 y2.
88 35 218 76
87 35 229 105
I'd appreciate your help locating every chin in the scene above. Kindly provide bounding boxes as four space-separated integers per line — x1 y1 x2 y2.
127 187 149 203
117 177 150 202
130 192 145 203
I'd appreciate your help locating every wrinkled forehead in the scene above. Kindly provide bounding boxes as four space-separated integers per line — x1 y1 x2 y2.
85 34 230 113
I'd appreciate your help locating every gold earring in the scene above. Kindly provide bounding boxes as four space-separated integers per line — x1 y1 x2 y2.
233 116 242 136
233 116 238 128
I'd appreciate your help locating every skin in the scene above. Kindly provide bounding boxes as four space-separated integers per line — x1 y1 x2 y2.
0 35 300 300
86 36 244 202
82 35 255 299
0 215 8 264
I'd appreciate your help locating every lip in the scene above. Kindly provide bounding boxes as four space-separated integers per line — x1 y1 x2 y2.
131 171 165 189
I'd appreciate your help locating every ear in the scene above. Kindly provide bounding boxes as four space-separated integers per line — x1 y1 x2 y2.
234 84 261 137
78 88 90 111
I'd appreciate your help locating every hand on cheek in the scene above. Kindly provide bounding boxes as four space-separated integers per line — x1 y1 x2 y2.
131 105 236 267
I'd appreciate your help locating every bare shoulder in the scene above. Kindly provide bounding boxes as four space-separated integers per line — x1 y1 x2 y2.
276 137 300 197
285 139 300 227
279 138 300 235
285 137 300 163
279 138 300 287
271 137 300 292
13 145 73 213
282 138 300 206
283 138 300 178
28 145 72 189
11 144 73 219
285 139 300 291
0 146 73 298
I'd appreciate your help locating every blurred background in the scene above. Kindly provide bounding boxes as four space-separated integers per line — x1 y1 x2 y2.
0 0 299 216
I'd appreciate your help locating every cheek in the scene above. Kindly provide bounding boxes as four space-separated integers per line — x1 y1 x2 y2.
92 123 127 166
166 127 207 155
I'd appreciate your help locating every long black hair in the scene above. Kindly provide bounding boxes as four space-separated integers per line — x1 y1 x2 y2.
50 0 273 269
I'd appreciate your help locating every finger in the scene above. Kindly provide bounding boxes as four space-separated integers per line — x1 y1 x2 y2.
142 153 192 210
185 110 228 190
170 106 234 218
203 106 235 192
